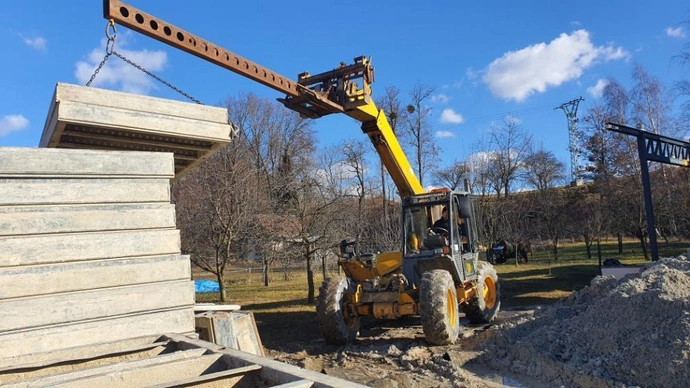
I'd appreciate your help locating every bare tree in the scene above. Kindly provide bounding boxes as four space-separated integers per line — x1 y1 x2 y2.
402 82 438 186
173 139 255 302
487 117 533 197
631 63 674 135
433 160 469 190
630 63 680 238
523 149 567 191
466 139 493 196
376 85 404 216
342 139 369 246
673 22 690 132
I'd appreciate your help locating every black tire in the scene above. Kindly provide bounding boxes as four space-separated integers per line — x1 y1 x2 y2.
419 270 460 345
316 276 360 345
463 261 500 324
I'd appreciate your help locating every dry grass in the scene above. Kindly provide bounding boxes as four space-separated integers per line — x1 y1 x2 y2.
195 239 690 311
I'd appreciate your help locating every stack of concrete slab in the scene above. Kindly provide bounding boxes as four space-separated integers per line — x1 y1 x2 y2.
0 147 195 360
40 83 234 179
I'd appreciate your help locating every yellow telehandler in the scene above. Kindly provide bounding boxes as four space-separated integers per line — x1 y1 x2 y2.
104 0 500 345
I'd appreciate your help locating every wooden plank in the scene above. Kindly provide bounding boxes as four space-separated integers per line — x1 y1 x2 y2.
0 147 175 178
0 229 180 267
54 83 228 124
0 280 194 332
0 178 171 205
3 349 211 388
0 255 191 299
0 203 176 236
149 364 262 388
0 309 196 359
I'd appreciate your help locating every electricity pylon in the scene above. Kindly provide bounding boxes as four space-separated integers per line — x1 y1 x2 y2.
556 97 584 186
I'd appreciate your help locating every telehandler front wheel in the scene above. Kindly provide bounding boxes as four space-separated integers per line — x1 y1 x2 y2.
316 276 360 345
420 270 460 345
463 261 500 324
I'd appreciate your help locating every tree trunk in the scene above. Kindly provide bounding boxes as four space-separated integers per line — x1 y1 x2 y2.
584 234 592 259
597 240 602 268
217 272 227 302
637 228 649 261
552 237 559 262
321 252 327 280
618 232 623 254
263 260 270 287
306 243 315 304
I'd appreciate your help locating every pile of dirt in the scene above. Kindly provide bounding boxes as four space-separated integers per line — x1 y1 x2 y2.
478 250 690 387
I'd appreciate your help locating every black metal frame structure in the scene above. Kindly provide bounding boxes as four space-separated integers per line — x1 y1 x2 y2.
605 122 690 261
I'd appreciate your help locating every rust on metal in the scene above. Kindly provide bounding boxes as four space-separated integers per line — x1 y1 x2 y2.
103 1 376 120
103 0 299 98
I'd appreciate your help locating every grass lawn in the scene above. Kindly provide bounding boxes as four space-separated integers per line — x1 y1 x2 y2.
195 239 689 312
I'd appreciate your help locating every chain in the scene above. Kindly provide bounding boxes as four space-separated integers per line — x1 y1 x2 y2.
86 20 116 87
111 50 203 104
85 19 203 105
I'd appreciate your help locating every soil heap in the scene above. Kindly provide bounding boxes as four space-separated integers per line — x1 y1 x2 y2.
479 249 690 387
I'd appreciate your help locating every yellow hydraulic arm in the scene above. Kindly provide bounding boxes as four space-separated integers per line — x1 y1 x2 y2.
103 0 424 197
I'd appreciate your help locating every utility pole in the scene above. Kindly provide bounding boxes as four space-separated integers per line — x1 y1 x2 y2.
556 97 585 186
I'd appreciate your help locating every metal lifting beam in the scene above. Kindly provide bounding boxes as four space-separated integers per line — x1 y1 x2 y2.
103 0 425 197
103 0 299 98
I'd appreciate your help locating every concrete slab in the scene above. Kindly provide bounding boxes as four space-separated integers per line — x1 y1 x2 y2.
40 83 234 178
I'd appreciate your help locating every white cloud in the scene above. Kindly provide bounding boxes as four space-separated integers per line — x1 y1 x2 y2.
587 79 609 98
665 26 686 39
570 21 582 27
0 114 29 136
23 36 47 51
440 108 464 124
435 130 455 138
466 67 478 80
75 35 168 95
483 30 629 102
431 93 450 103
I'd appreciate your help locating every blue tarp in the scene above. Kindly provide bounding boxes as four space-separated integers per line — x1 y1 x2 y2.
194 279 221 293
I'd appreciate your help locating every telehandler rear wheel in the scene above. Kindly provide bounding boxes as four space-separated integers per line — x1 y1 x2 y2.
463 261 500 324
316 276 360 345
420 270 460 345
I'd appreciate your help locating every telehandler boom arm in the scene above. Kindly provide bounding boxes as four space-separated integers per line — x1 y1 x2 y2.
103 0 424 197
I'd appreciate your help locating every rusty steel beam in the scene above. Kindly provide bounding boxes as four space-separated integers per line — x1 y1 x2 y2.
103 0 300 98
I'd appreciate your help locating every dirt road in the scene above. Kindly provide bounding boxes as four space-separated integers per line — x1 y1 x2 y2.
258 308 541 387
257 253 690 388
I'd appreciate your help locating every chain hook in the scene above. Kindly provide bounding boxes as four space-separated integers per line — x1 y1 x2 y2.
105 19 117 54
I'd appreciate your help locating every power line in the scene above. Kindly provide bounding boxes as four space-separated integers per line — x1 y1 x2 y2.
427 103 556 132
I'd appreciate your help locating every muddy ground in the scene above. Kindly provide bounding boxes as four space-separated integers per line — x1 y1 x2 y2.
257 307 543 387
255 253 690 388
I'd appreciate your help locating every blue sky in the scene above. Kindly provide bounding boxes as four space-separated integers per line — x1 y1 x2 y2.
1 1 689 175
